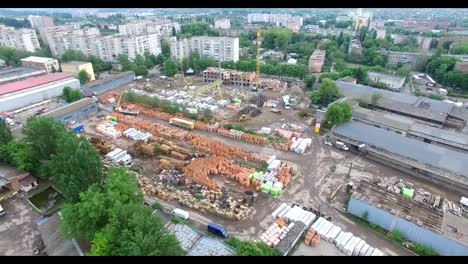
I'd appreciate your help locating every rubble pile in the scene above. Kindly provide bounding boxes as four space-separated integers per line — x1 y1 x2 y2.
238 105 262 117
89 137 113 154
98 91 119 104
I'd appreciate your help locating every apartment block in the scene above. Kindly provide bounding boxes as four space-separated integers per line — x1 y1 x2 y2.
214 18 231 29
167 36 239 62
348 39 363 55
28 15 54 29
0 25 40 52
118 19 180 36
247 13 303 28
38 25 80 45
21 56 60 74
308 49 326 73
417 36 432 51
367 71 406 92
43 26 161 62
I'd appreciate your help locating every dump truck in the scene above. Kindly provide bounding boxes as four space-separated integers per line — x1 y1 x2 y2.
117 106 139 116
169 118 195 130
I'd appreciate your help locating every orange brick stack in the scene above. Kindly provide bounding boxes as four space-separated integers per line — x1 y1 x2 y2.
276 162 293 187
310 234 320 247
187 134 253 160
114 123 129 132
194 121 219 132
272 138 293 152
276 217 286 227
304 228 316 246
182 156 255 190
249 153 270 163
241 133 268 145
99 91 119 104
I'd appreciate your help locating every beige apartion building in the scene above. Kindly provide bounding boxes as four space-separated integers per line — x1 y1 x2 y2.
61 61 96 81
21 56 60 74
0 25 40 53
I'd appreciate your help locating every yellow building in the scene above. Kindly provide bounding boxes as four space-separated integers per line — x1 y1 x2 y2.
60 61 95 81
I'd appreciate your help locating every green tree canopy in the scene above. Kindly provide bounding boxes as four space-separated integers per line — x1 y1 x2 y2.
310 78 343 106
63 86 82 103
78 70 90 84
451 44 468 55
325 102 352 126
163 59 178 77
304 75 317 89
0 120 13 145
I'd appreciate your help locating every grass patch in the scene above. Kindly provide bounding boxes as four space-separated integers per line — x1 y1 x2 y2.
225 237 279 256
171 215 192 226
234 158 268 171
151 201 164 210
223 124 261 136
268 136 287 144
409 243 438 256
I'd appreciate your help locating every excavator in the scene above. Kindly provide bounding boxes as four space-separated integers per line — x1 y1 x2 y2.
239 114 251 122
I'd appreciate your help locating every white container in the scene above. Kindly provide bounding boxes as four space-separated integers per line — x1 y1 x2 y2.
353 240 366 256
271 203 288 219
338 233 353 251
334 231 345 245
171 208 190 220
106 148 123 161
120 154 132 166
365 247 374 256
359 243 370 256
345 237 360 256
278 206 291 218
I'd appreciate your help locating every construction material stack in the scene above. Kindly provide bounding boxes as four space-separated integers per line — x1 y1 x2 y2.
105 148 132 165
123 128 152 142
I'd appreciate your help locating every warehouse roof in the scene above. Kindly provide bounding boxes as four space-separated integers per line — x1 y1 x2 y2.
0 67 46 80
352 107 415 131
409 123 468 147
336 81 453 113
37 214 81 256
44 98 96 119
61 61 91 67
21 56 56 63
84 71 134 88
0 72 74 96
333 121 468 178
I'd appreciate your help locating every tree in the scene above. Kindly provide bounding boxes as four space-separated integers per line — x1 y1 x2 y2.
226 237 278 256
61 167 184 256
161 38 171 58
0 120 13 145
325 102 352 126
117 54 132 71
61 50 88 62
304 75 317 89
442 41 453 50
451 44 468 55
134 65 149 76
172 26 177 37
0 139 38 171
371 93 382 107
163 59 178 77
45 134 103 202
354 67 368 83
61 167 144 241
63 86 82 103
78 70 90 84
21 116 67 173
310 78 343 106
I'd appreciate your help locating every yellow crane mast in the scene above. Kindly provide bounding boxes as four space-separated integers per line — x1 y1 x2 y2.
253 29 262 91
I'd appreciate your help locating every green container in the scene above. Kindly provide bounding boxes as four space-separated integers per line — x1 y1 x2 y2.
233 98 242 104
261 183 272 193
270 188 281 196
402 188 414 199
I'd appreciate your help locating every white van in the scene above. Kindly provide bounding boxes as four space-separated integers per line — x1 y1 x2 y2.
171 208 189 220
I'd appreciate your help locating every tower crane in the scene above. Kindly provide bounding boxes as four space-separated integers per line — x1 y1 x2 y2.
252 29 262 92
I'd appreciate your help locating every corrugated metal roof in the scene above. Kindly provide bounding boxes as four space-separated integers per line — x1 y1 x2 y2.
333 121 468 178
0 72 74 95
37 214 80 256
409 123 468 147
43 98 96 119
84 71 134 88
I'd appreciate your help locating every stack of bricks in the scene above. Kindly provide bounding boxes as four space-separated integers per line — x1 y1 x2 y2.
133 141 155 156
272 138 293 152
241 133 268 145
194 121 219 132
276 162 293 187
114 123 129 132
187 134 253 160
304 228 316 246
160 156 187 170
249 153 270 163
182 156 255 190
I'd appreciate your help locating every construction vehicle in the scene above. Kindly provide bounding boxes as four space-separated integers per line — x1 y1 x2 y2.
252 29 261 92
180 59 193 87
190 80 223 99
114 91 139 115
239 114 251 122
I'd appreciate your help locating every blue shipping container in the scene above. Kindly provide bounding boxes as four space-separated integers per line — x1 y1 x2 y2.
207 223 229 238
72 124 84 133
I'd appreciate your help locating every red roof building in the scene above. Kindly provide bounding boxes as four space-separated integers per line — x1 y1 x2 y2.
0 72 73 96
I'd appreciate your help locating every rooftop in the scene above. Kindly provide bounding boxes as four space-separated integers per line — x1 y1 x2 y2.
409 123 468 147
0 67 46 81
43 98 96 119
84 71 134 88
333 120 468 178
0 72 74 96
37 214 81 256
61 61 91 67
352 107 415 131
368 71 406 82
20 56 56 63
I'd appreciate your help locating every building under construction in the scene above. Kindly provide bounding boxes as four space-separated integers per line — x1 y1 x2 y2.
203 67 255 87
348 180 468 256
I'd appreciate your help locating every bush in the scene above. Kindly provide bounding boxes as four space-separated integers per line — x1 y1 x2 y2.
298 110 308 118
223 124 259 136
151 202 163 210
172 215 191 226
413 243 438 256
387 230 405 243
63 86 82 103
225 237 279 256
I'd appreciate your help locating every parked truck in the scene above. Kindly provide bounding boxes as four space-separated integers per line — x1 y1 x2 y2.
171 208 190 220
207 223 229 238
169 118 195 130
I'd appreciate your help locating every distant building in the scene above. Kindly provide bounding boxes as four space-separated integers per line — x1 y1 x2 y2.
369 19 385 31
376 28 386 39
367 71 406 92
247 13 303 28
308 49 326 73
21 56 60 74
0 72 80 112
348 39 363 55
338 76 357 84
214 18 231 29
287 21 301 33
203 67 255 87
387 51 426 68
61 61 96 81
44 97 98 124
455 61 468 73
0 67 47 85
27 15 54 29
0 25 40 52
391 33 407 44
167 36 239 62
416 36 432 51
118 19 180 36
353 8 370 32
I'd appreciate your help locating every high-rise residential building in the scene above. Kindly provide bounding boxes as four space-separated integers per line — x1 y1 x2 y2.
28 16 55 29
214 18 231 29
0 25 40 52
38 25 80 45
42 25 161 62
247 13 303 28
118 19 180 36
167 36 239 63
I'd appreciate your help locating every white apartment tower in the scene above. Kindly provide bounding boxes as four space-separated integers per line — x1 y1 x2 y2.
28 16 55 29
0 25 40 52
167 36 239 63
214 18 231 29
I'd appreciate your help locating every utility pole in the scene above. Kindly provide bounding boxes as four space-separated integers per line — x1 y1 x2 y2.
347 162 353 177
